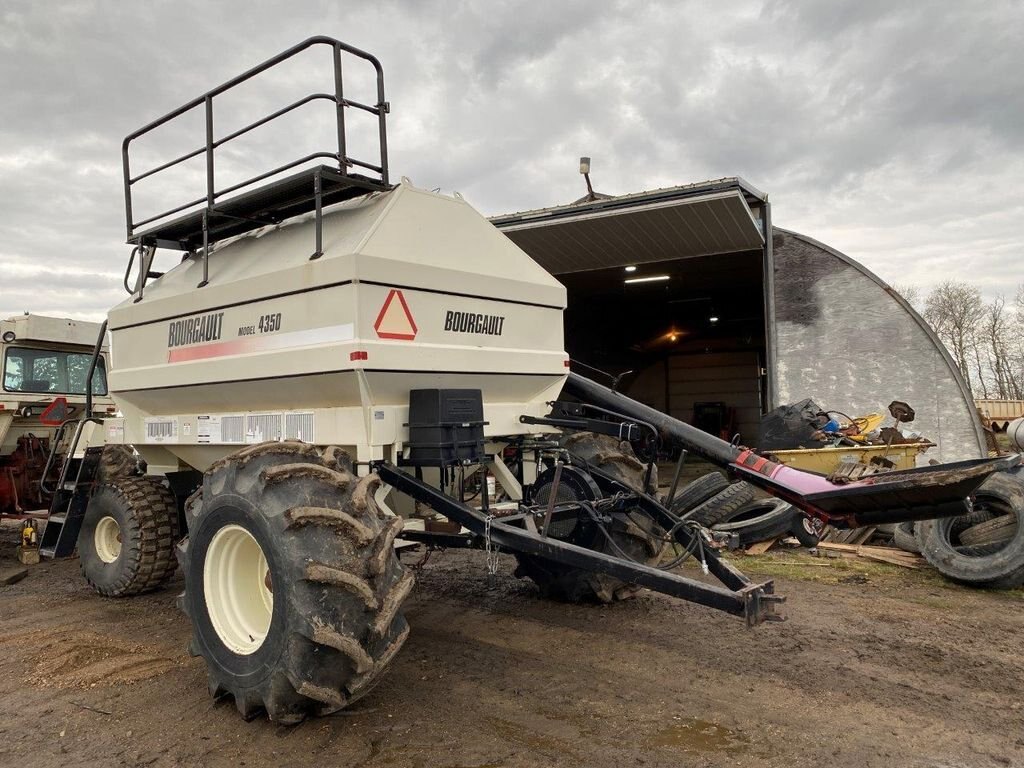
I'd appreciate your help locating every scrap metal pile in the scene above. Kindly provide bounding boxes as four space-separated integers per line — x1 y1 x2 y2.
663 399 1024 589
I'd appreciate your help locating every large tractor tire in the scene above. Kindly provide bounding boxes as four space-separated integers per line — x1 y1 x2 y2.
79 476 180 597
514 432 665 603
96 445 143 482
562 431 659 494
177 441 414 724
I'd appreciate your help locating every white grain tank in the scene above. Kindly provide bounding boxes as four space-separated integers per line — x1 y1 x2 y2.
103 182 568 472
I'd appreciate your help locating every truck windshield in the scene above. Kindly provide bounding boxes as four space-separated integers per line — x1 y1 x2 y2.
2 347 108 396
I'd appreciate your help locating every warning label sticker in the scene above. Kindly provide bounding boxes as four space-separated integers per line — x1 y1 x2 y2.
196 415 222 443
373 289 417 340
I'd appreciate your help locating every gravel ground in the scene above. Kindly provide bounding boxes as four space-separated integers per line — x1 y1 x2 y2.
1 521 1023 768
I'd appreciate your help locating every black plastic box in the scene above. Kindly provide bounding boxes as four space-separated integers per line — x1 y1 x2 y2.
405 389 487 467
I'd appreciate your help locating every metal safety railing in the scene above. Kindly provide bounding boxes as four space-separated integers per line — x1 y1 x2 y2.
121 36 390 251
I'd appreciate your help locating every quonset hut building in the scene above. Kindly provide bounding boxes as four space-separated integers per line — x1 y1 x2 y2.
490 178 986 463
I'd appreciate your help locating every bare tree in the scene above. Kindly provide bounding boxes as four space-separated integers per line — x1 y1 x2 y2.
1009 284 1024 398
924 281 985 392
980 297 1012 397
891 282 921 309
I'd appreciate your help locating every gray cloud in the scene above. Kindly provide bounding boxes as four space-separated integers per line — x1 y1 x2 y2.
1 0 1022 322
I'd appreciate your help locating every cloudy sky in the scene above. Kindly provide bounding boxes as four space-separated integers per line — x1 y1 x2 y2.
1 0 1021 320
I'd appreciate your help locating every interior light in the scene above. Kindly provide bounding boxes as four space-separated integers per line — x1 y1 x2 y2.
624 265 637 273
624 275 670 285
709 315 719 323
670 333 678 342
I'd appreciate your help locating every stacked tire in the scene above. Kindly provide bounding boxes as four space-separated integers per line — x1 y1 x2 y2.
915 468 1024 589
668 474 819 549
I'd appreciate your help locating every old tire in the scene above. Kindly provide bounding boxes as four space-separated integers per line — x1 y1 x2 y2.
958 514 1018 547
96 445 142 482
79 477 180 597
514 433 664 603
177 441 413 724
915 470 1024 589
683 482 757 527
666 472 729 514
561 431 658 493
711 498 795 547
892 522 920 554
789 514 821 548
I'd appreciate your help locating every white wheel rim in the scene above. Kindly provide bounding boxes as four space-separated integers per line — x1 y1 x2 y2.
203 524 274 655
94 516 122 563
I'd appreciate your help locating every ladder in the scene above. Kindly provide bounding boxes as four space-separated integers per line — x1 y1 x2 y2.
38 418 103 558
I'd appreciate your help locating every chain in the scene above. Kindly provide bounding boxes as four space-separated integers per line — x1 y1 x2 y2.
484 514 500 587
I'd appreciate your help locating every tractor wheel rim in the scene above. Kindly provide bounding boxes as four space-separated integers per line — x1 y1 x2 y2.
203 524 273 655
94 516 122 563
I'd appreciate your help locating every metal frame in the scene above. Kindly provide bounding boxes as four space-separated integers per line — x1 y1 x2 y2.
373 460 785 626
121 36 392 287
560 372 1018 527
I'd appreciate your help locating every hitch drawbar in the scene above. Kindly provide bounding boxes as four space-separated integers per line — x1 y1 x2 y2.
372 461 785 626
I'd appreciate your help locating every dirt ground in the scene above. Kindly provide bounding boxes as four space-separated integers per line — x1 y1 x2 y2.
1 521 1022 768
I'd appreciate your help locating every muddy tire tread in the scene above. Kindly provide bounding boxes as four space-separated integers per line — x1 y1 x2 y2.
684 482 758 527
515 432 664 603
81 477 179 597
178 443 412 724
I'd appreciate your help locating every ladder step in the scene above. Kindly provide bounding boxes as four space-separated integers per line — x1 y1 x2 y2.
39 546 56 558
47 514 67 525
62 481 79 491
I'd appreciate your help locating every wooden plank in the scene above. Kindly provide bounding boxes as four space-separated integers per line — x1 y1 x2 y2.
824 529 862 545
857 550 923 569
744 537 777 555
820 542 918 557
850 526 877 545
0 567 29 585
817 541 862 552
818 542 925 568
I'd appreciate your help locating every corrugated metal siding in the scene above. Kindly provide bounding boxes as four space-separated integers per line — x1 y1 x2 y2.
501 192 764 275
772 229 986 463
667 352 763 442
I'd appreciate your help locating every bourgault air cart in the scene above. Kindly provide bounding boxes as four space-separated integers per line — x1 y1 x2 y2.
44 38 1016 723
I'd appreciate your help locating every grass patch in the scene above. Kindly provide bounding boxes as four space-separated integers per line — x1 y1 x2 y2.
728 550 1024 602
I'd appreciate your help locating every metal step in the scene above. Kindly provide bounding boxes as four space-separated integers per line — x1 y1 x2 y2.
39 446 104 559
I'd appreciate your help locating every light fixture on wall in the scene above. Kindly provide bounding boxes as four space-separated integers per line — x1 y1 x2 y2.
709 315 719 324
624 265 637 273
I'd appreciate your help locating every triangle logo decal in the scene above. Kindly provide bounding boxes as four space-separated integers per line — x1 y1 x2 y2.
373 289 418 340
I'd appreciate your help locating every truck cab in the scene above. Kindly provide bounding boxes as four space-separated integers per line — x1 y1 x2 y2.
0 314 113 515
